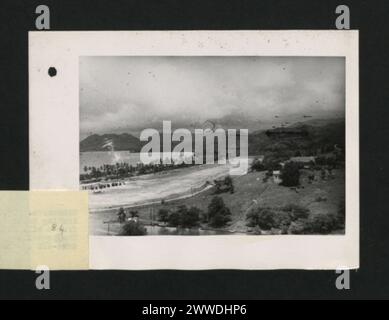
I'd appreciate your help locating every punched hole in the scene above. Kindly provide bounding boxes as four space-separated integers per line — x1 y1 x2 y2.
48 67 57 77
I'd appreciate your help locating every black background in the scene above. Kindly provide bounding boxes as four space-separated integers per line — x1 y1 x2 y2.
0 0 388 300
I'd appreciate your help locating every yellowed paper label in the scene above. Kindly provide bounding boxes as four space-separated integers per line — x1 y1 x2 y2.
0 191 88 270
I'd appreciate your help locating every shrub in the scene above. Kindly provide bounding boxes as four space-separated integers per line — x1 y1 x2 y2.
251 158 265 172
224 176 234 194
252 226 262 235
158 208 170 223
166 205 202 228
307 213 338 234
120 221 147 236
200 210 209 223
282 204 309 221
129 210 139 218
168 210 182 227
273 210 292 228
246 204 311 233
263 158 282 171
288 218 310 234
224 175 232 185
214 176 234 194
246 207 276 230
207 196 231 228
280 161 300 187
287 212 340 235
181 206 201 228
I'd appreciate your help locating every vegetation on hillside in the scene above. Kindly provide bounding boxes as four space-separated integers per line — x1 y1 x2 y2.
280 162 301 187
248 122 345 159
207 196 232 228
213 176 234 194
156 196 232 230
158 205 202 228
90 119 346 236
120 221 147 236
246 202 344 235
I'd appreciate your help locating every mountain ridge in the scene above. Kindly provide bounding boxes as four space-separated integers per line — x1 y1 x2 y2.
80 118 345 156
80 133 142 152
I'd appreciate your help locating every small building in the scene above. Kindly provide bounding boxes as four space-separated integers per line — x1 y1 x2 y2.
273 170 282 184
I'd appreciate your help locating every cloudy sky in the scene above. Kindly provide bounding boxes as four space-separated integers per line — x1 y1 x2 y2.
80 56 345 140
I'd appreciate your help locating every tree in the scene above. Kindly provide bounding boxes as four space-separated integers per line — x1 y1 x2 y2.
246 207 275 230
213 179 223 194
307 213 338 234
214 176 234 194
280 161 300 187
165 205 201 228
246 204 311 233
224 176 234 194
251 158 265 172
120 221 147 236
181 206 201 228
158 208 170 223
207 196 231 228
168 210 182 227
117 207 126 223
262 154 285 171
288 219 310 234
129 210 139 218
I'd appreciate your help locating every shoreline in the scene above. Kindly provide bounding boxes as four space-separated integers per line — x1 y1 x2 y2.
87 161 249 212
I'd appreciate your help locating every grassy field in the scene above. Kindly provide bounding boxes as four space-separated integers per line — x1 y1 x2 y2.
90 167 345 235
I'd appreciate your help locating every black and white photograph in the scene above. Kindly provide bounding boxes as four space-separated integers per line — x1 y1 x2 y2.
80 56 346 237
6 0 389 302
4 0 389 301
29 30 358 270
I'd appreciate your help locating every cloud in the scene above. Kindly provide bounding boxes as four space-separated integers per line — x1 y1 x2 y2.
80 56 344 139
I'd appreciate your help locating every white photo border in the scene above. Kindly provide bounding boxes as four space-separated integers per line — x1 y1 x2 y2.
29 31 359 270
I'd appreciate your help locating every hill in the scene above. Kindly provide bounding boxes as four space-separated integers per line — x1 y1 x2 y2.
80 133 142 152
80 118 345 156
91 168 345 235
248 119 345 157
